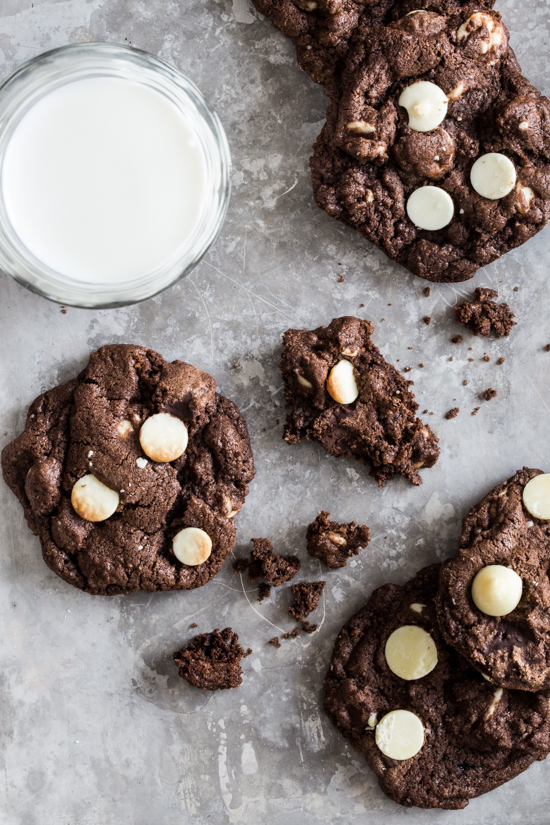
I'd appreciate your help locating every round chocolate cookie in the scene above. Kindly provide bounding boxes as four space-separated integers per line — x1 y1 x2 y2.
324 564 550 809
312 6 550 282
1 345 255 595
437 468 550 691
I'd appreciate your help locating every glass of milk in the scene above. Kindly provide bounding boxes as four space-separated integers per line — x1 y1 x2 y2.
0 43 231 307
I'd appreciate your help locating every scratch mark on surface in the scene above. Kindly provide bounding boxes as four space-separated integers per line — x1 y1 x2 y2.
528 377 550 416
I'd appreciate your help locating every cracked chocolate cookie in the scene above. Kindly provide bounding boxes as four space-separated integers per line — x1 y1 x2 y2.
1 344 255 595
312 7 550 282
324 564 550 809
306 509 370 568
437 468 550 691
173 627 248 690
279 316 439 486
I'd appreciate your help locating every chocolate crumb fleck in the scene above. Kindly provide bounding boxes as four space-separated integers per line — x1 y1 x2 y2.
190 623 198 628
484 388 497 401
463 380 468 386
482 355 490 362
338 274 344 283
445 408 460 420
496 357 505 365
422 316 431 325
283 628 300 640
452 335 463 344
472 407 481 416
448 357 453 362
268 637 281 648
258 582 272 602
545 344 550 352
423 287 431 297
455 288 516 338
419 363 424 368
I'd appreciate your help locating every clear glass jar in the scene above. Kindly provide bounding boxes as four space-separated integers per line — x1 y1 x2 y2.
0 43 231 308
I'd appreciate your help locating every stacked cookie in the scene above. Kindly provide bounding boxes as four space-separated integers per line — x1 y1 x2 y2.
324 467 550 808
252 0 550 282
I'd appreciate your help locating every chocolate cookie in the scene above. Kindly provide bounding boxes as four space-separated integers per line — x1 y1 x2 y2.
279 316 439 486
306 509 370 567
1 345 255 595
324 564 550 809
289 580 326 620
455 287 516 337
173 628 248 690
311 7 550 282
437 468 550 691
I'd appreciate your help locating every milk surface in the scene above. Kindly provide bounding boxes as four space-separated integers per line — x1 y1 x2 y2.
2 76 207 283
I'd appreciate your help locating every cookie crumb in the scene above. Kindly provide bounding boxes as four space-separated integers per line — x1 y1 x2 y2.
190 622 198 628
307 511 370 568
247 538 300 586
233 558 249 573
359 303 364 308
419 363 424 368
445 408 460 420
482 355 490 362
268 637 281 648
403 366 411 372
423 287 431 297
463 380 468 386
472 406 481 416
451 335 463 344
484 388 497 401
513 286 519 291
448 356 453 362
173 628 246 690
468 358 474 362
289 581 326 621
60 306 67 314
258 582 272 602
545 344 550 352
338 274 344 283
422 315 431 325
455 287 516 338
283 628 300 640
496 357 505 365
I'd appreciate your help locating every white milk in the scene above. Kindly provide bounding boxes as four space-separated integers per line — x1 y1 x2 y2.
2 77 207 283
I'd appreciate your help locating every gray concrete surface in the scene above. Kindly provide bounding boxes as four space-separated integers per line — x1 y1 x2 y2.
2 0 550 822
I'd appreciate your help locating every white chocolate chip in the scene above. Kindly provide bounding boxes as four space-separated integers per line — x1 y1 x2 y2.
470 153 516 199
365 189 374 203
328 532 347 546
516 184 535 215
136 457 148 469
87 450 93 458
367 713 378 728
406 186 454 230
398 81 448 132
223 496 241 519
385 626 438 680
139 413 188 463
117 419 134 437
326 360 359 405
523 473 550 520
71 474 119 522
527 521 534 528
375 710 424 760
294 369 313 389
172 527 212 566
457 13 504 54
447 80 467 100
346 120 376 136
486 687 504 718
471 565 523 617
410 603 425 614
519 120 529 131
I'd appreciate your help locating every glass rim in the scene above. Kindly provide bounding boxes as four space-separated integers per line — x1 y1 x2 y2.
0 42 231 308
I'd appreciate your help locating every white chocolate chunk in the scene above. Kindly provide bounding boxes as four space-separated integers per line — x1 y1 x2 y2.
406 186 454 230
447 80 466 100
482 673 492 682
385 625 438 680
173 527 212 566
136 457 148 469
326 360 359 405
457 13 503 53
295 0 317 9
470 153 516 200
519 120 529 131
523 473 550 520
117 419 134 437
516 184 535 215
328 532 347 546
367 713 378 728
365 189 374 203
375 710 424 760
471 565 523 616
486 687 504 718
294 369 313 389
409 603 425 614
71 474 119 522
346 120 376 135
139 413 188 463
398 81 448 132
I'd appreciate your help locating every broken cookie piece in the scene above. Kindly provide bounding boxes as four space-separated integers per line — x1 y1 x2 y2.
173 628 248 690
289 581 326 625
306 510 370 569
235 537 301 586
455 288 516 338
280 316 439 487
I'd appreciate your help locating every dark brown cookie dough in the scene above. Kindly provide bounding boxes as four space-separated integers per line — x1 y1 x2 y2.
455 287 516 337
1 345 255 595
311 7 550 282
306 510 370 568
173 628 248 690
279 316 439 486
289 580 326 620
437 468 550 691
324 564 550 809
236 537 301 585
